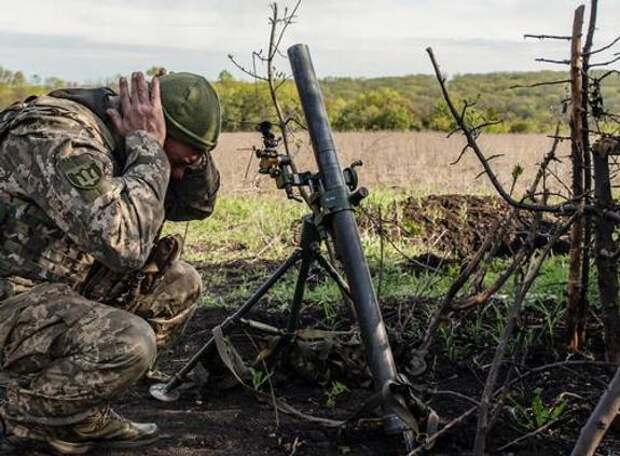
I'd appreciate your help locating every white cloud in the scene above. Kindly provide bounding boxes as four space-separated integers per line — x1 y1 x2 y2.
0 0 617 80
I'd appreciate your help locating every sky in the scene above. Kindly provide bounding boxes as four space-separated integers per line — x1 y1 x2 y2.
0 0 618 82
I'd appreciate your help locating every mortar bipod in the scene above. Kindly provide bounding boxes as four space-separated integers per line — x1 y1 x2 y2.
149 215 351 402
149 215 423 450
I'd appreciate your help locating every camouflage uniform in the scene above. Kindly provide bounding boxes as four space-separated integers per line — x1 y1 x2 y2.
0 92 219 429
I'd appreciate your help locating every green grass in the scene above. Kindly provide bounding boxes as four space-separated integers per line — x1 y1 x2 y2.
165 190 594 364
164 189 458 311
166 187 423 262
165 194 306 263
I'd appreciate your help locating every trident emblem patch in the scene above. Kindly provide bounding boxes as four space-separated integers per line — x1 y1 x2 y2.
60 154 103 190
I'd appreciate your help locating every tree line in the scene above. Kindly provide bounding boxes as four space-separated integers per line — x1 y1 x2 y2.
0 64 618 134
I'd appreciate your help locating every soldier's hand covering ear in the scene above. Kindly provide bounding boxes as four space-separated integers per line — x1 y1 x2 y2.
107 72 167 147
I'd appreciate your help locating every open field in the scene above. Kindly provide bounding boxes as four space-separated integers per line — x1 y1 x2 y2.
214 131 571 196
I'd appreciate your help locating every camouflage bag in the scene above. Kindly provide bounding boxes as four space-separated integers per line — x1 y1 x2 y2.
80 234 184 307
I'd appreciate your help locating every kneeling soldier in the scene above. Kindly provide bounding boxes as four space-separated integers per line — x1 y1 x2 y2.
0 71 221 454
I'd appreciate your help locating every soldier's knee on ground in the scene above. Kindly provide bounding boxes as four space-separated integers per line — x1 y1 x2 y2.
0 292 158 424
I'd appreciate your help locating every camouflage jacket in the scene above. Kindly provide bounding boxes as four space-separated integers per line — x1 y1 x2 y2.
0 92 219 297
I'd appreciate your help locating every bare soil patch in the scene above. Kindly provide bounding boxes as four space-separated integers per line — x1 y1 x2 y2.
359 194 568 259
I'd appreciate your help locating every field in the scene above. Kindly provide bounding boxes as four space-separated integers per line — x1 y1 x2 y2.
14 132 615 455
214 131 571 196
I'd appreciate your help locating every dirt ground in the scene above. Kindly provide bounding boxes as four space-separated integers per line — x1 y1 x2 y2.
359 194 569 259
98 302 617 456
5 287 619 456
110 308 410 456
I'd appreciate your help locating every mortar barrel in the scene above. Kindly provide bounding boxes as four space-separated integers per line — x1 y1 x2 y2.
287 43 407 435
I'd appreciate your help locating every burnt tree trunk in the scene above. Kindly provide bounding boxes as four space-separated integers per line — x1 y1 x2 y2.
592 139 620 362
574 0 597 352
566 4 586 352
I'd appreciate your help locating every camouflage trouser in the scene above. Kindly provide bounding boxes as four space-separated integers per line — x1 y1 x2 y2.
0 260 201 427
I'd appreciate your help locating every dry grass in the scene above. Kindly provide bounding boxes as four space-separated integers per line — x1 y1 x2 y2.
213 131 571 197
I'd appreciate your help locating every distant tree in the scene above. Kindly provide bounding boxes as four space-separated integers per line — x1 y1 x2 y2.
11 71 25 86
333 88 419 131
218 70 235 83
0 67 14 85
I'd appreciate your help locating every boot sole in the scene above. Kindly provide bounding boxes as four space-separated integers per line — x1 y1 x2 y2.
47 436 160 454
9 422 160 455
48 434 161 455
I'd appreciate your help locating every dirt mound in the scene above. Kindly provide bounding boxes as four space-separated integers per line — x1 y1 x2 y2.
359 194 566 259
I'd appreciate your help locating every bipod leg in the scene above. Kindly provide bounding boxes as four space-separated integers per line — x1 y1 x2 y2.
150 249 304 402
285 215 323 333
286 251 313 333
315 252 352 300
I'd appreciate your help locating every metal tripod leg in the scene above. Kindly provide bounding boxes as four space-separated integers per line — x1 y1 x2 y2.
150 249 304 402
315 253 352 300
286 252 313 333
287 221 354 333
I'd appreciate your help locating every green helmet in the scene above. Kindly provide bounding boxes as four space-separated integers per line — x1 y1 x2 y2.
159 72 221 153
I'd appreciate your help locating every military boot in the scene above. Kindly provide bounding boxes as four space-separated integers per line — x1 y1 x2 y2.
6 406 159 455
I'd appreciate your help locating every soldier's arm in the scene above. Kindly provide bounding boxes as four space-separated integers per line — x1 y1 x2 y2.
164 151 220 221
5 124 170 272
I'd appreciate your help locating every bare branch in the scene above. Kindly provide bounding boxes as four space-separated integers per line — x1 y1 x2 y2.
571 366 620 456
590 54 620 67
509 79 571 90
227 54 268 81
450 144 470 166
473 214 578 455
472 120 504 132
498 417 565 452
426 46 620 224
585 35 620 56
595 69 620 83
524 33 572 40
485 153 504 163
271 0 302 59
454 126 561 313
535 57 571 65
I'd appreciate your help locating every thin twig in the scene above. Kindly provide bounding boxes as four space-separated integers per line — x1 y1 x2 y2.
590 54 620 67
524 34 572 40
534 58 570 65
473 213 578 455
535 58 571 65
509 79 571 90
227 54 269 81
430 390 481 407
585 35 620 56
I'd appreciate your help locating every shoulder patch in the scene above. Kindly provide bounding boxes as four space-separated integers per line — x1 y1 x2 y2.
59 154 103 190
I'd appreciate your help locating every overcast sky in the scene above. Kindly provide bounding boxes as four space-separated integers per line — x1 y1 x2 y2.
0 0 618 82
